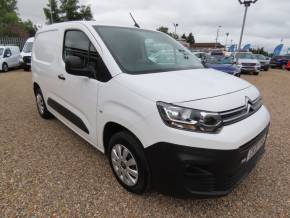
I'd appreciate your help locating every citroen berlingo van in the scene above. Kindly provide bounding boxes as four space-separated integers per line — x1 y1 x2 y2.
32 21 270 198
0 45 20 72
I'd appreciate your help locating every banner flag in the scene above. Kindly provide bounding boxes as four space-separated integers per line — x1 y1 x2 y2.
273 44 284 56
242 44 251 51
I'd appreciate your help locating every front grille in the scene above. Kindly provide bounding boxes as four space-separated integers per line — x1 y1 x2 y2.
242 63 256 66
220 97 262 126
23 56 31 63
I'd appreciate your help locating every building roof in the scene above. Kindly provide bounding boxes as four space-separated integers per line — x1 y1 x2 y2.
191 43 225 49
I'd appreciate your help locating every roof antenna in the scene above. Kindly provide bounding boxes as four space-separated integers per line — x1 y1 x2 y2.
129 12 140 28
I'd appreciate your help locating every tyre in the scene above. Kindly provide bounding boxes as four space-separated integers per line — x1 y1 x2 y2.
34 87 53 119
2 63 8 72
282 65 286 70
108 131 150 194
253 71 259 75
24 66 30 71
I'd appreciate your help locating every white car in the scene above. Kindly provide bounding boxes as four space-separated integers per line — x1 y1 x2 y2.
32 22 270 198
20 37 34 71
0 45 21 72
234 52 261 75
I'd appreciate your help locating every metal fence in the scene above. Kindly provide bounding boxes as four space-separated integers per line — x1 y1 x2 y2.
0 37 27 50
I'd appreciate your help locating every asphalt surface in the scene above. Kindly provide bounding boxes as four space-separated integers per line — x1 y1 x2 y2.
0 69 289 217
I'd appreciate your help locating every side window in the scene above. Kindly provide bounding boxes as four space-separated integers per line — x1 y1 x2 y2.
4 48 12 57
63 30 112 82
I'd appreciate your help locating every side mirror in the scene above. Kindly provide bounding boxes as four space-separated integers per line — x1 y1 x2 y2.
65 56 93 78
4 53 11 58
201 59 207 67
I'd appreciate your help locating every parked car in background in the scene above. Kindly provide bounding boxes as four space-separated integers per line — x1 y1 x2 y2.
192 51 207 62
0 45 20 72
234 52 261 75
204 55 241 77
211 49 224 56
270 55 290 69
253 54 270 71
285 60 290 71
20 37 34 71
32 22 270 198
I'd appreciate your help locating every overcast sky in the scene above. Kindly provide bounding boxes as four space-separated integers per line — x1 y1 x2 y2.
17 0 290 53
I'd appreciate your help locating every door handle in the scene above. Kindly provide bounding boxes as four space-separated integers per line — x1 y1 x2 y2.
58 74 66 80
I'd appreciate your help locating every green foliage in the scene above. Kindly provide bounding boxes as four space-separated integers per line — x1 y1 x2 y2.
0 0 17 12
0 0 36 37
249 47 269 57
157 26 169 34
43 0 93 24
181 33 187 40
157 26 179 39
186 33 195 45
43 0 61 24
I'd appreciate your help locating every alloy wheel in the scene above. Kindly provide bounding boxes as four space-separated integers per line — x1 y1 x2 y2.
36 94 45 115
111 144 139 186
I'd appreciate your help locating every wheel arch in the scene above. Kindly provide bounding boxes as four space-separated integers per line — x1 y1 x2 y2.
33 82 40 95
103 122 142 155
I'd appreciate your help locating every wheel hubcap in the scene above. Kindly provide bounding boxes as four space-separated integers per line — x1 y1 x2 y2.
111 144 138 186
3 64 8 72
36 94 45 114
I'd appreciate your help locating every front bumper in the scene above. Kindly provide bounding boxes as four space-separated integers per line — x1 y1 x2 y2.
145 126 269 198
241 66 260 73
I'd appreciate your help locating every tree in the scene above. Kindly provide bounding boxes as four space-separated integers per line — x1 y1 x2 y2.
0 0 17 12
156 26 179 39
181 33 187 40
43 0 61 24
186 33 195 45
157 26 169 34
43 0 93 23
249 47 269 56
0 0 36 37
79 5 93 20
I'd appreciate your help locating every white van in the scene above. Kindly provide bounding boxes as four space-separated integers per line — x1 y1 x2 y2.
0 45 21 72
32 22 270 198
20 37 34 71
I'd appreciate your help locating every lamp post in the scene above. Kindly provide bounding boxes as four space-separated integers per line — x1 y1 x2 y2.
173 23 179 35
215 25 222 48
237 0 258 52
225 32 229 50
50 0 54 24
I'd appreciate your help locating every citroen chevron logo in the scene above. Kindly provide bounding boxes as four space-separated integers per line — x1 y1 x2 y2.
245 96 253 113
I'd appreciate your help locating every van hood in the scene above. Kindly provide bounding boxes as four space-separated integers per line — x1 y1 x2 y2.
115 68 252 103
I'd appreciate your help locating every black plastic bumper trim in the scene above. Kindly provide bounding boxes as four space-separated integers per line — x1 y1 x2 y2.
47 98 89 134
145 125 269 198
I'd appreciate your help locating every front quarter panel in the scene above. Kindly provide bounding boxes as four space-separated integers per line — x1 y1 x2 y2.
97 77 156 151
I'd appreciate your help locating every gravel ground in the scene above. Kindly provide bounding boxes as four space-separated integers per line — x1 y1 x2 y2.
0 69 289 217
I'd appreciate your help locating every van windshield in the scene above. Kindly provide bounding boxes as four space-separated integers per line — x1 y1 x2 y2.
0 48 3 56
94 26 203 74
22 42 33 53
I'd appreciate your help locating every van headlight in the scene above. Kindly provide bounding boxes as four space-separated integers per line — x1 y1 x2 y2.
157 102 223 133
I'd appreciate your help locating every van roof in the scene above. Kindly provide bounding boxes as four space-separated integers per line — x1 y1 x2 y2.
37 21 156 33
26 37 34 42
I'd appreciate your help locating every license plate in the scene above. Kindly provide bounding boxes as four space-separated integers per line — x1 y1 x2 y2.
246 134 267 161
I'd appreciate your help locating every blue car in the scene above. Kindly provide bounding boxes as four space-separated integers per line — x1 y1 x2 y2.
204 56 241 77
